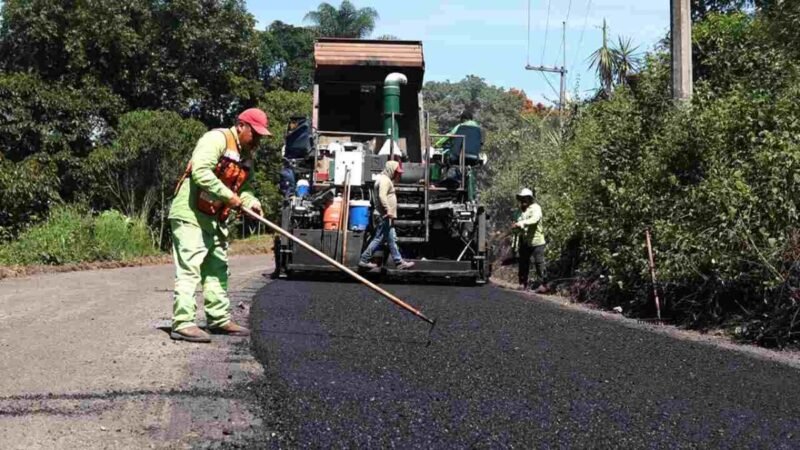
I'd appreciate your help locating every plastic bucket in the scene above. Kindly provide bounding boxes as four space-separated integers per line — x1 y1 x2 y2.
348 200 371 231
296 179 310 197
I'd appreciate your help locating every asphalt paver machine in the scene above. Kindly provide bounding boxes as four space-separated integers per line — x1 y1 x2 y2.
274 38 489 284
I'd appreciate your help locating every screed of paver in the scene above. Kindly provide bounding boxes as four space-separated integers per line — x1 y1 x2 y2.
0 255 273 449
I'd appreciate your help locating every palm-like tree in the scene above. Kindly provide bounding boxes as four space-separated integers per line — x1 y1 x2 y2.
589 20 641 94
304 1 379 38
588 19 614 95
612 36 640 85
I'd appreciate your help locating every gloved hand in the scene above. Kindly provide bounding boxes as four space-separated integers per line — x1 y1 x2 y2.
249 201 263 217
227 194 242 209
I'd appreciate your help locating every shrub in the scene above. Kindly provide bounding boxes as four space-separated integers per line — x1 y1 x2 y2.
0 206 159 266
473 11 800 347
525 11 800 347
93 210 157 261
84 110 207 249
0 205 95 265
0 157 62 241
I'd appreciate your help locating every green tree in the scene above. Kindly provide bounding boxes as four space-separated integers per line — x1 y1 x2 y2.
424 75 524 134
0 72 124 202
0 158 61 241
85 111 207 247
762 1 800 58
589 20 615 95
0 73 122 163
258 21 315 92
692 0 751 20
0 0 262 124
612 36 640 86
304 1 379 38
589 21 641 94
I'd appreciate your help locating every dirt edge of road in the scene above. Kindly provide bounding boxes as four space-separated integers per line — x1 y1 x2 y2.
490 277 800 370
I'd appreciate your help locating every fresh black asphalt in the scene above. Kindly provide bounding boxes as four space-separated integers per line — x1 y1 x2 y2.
246 280 800 448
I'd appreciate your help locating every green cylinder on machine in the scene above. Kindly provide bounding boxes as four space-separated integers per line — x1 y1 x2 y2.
429 163 442 182
383 73 408 142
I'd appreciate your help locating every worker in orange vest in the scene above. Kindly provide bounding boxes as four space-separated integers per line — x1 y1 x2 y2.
168 108 271 342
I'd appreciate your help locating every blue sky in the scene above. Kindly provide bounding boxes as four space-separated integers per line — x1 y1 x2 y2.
248 0 670 104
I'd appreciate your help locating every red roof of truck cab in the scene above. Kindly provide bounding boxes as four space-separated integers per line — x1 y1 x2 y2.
314 38 424 69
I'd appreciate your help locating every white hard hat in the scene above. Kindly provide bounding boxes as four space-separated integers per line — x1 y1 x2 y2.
516 188 534 199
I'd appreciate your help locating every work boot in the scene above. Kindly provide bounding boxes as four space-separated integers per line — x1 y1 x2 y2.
533 284 550 294
396 260 415 270
358 261 378 270
170 325 211 343
208 321 250 337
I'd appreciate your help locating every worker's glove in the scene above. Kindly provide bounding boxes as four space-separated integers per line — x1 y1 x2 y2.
249 201 263 217
227 194 243 209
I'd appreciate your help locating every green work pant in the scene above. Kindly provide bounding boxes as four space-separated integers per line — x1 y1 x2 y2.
170 219 231 332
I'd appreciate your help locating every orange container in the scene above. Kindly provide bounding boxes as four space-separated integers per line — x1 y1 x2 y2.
323 196 343 230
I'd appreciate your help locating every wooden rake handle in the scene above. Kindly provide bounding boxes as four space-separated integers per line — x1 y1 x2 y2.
241 206 434 326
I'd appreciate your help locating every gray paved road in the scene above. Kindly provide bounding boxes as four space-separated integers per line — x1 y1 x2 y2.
247 280 800 448
0 255 270 449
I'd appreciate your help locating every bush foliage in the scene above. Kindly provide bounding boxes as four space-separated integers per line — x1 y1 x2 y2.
536 11 800 347
425 8 800 347
0 206 157 266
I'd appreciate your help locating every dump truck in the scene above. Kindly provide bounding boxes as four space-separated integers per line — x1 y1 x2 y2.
274 38 489 284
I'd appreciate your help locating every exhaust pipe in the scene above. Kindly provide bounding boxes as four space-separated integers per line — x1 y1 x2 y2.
383 73 407 143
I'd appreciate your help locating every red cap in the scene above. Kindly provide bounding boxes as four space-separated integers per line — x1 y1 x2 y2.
238 108 271 136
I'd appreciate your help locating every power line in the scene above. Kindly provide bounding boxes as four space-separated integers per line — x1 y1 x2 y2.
565 0 574 25
570 0 593 73
539 71 560 98
541 0 552 65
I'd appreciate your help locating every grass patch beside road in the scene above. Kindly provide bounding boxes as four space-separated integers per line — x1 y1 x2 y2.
0 206 158 266
0 205 273 280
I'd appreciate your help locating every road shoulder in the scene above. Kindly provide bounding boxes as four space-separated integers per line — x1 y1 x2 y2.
491 277 800 370
0 254 273 449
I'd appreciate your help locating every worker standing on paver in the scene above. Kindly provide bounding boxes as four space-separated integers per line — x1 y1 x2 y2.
512 188 548 293
168 108 271 342
359 160 415 271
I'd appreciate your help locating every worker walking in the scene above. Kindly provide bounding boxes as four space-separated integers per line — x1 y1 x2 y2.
512 188 548 293
168 108 271 343
359 160 415 270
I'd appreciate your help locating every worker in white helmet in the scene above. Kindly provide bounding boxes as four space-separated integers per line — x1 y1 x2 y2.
511 188 548 293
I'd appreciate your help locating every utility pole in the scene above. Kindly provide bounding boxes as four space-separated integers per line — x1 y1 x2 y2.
560 21 567 117
671 0 692 101
526 21 568 126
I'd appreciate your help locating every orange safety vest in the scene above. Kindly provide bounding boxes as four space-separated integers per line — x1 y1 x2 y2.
175 129 250 221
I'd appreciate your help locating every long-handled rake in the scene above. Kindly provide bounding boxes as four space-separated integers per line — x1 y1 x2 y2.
241 206 438 344
638 228 670 325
